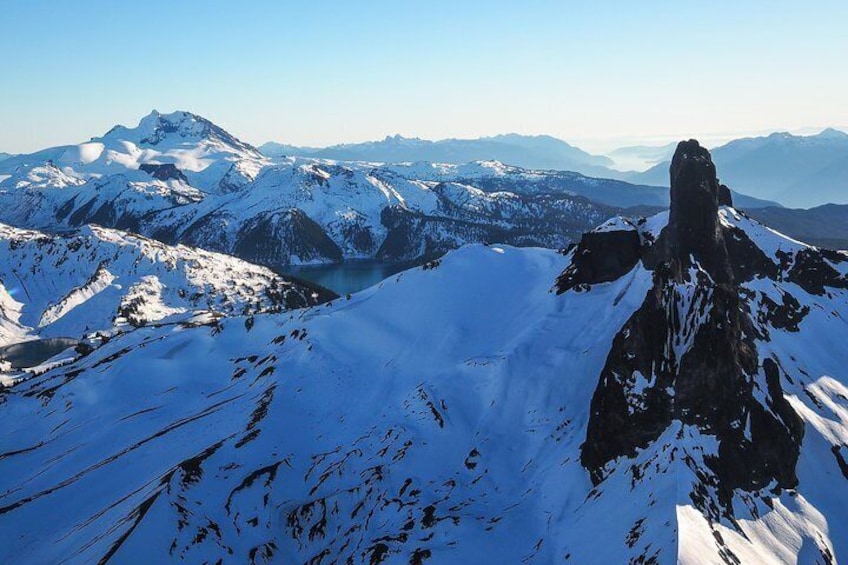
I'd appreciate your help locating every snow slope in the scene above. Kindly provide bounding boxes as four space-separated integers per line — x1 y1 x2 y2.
0 190 846 563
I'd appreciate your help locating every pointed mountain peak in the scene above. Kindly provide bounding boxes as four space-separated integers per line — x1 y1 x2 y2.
649 140 731 282
558 138 834 501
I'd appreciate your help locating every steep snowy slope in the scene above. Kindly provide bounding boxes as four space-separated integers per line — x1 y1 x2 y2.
0 223 328 346
0 141 846 564
747 203 848 251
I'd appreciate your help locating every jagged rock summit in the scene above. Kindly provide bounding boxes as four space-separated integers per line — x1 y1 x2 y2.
665 139 731 281
564 140 844 504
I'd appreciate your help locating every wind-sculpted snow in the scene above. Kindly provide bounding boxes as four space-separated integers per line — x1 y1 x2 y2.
0 222 328 348
1 207 847 563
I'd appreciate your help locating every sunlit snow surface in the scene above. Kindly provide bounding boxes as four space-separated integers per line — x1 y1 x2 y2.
0 211 846 563
0 222 311 348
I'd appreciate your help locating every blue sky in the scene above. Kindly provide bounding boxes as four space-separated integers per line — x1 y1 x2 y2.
2 0 847 153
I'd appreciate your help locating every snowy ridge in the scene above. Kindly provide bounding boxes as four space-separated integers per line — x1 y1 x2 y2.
0 110 266 199
0 222 327 346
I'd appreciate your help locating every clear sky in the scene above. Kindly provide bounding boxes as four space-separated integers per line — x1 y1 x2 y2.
2 0 847 154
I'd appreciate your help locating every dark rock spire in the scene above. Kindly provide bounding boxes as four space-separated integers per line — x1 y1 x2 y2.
668 139 721 253
649 139 733 284
576 140 804 511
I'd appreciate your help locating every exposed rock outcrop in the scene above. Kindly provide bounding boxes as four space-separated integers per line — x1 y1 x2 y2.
555 227 641 292
139 163 189 183
577 140 807 508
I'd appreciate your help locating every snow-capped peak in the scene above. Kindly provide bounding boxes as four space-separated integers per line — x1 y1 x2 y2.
101 110 260 156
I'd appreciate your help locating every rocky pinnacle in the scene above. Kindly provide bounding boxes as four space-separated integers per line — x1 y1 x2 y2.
572 140 804 510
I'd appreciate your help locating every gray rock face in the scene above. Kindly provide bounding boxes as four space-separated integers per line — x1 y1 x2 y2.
139 163 189 183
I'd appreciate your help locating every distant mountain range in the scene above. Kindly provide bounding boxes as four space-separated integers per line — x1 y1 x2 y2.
628 129 848 208
0 153 12 162
262 128 848 209
260 133 617 177
747 203 848 250
606 142 677 171
0 111 778 271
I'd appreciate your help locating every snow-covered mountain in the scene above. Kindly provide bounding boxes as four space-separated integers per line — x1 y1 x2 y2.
0 222 328 348
0 112 780 269
1 110 266 196
259 133 617 177
629 128 848 208
0 112 651 267
140 160 622 266
1 141 846 563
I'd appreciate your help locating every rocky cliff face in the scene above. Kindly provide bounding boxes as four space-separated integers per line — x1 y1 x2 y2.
571 140 827 510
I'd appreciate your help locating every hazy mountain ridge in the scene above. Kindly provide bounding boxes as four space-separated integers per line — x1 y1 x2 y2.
748 203 848 250
260 133 617 177
629 128 848 207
